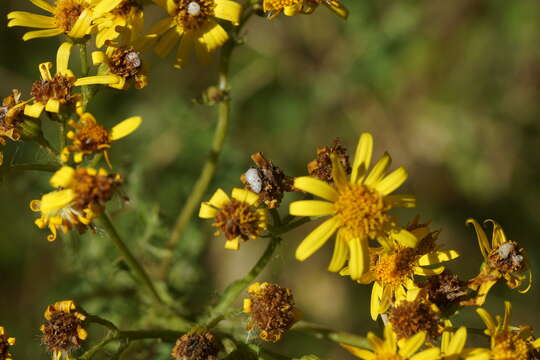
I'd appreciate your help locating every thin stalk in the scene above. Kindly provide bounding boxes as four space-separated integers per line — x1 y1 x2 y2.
291 321 371 349
78 43 92 110
85 314 118 331
97 212 163 305
0 163 60 173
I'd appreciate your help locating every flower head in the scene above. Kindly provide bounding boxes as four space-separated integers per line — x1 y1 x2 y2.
418 270 471 314
243 282 300 342
341 326 440 360
0 327 16 360
148 0 242 67
61 112 142 164
92 46 148 90
7 0 94 41
25 43 121 119
263 0 348 19
389 293 441 341
171 332 220 360
31 166 122 241
40 300 87 360
92 0 144 48
466 219 531 306
199 188 267 250
289 133 417 280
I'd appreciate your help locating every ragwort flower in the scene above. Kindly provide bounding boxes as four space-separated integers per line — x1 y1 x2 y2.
30 166 122 241
148 0 242 67
25 43 121 119
199 188 267 250
0 326 16 360
40 300 88 360
7 0 95 41
92 46 148 89
341 326 440 360
61 112 142 164
92 0 144 48
288 132 417 280
466 219 531 306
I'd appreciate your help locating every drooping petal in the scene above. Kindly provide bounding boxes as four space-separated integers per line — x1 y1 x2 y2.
68 9 93 38
154 27 181 57
351 133 373 183
93 0 124 18
22 28 64 41
370 282 382 320
293 176 338 201
417 250 460 266
56 42 73 74
385 194 416 208
409 348 440 360
323 0 349 19
45 99 60 113
374 167 408 196
224 236 240 250
214 0 242 24
295 217 339 261
484 219 507 247
476 308 496 334
7 12 56 28
24 102 45 118
413 266 445 276
200 21 228 52
174 31 194 68
110 116 142 140
466 218 490 259
391 229 418 248
289 200 335 217
91 51 107 65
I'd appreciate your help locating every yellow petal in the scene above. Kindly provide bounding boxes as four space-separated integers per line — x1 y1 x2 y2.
40 189 75 214
67 9 92 38
77 325 88 340
447 327 467 355
409 348 440 360
370 282 382 321
91 51 107 65
351 133 373 183
243 298 252 313
154 27 181 57
348 236 369 280
200 21 228 52
110 116 142 140
385 194 416 208
45 99 60 113
208 188 230 208
330 153 350 190
147 17 176 37
199 202 217 218
74 75 121 86
289 200 335 217
7 11 56 28
21 28 64 41
328 231 349 272
93 0 123 18
399 331 426 358
502 301 512 332
323 0 348 19
340 344 375 360
367 332 385 352
24 102 45 118
56 42 72 75
283 3 301 16
30 0 55 13
364 152 391 186
374 167 408 196
293 176 338 201
39 61 53 80
232 188 259 206
484 219 507 247
224 237 240 250
50 166 75 188
295 217 339 261
214 0 242 24
413 266 444 276
391 229 418 248
466 218 490 259
476 308 496 334
474 280 497 306
384 325 397 353
174 31 194 68
417 250 460 266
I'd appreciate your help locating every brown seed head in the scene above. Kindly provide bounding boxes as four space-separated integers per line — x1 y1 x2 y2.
0 90 24 144
389 298 440 340
67 117 112 155
41 310 83 354
488 241 526 274
307 138 351 183
171 333 220 360
31 74 75 105
213 199 265 241
71 168 122 213
418 271 470 312
108 47 143 79
175 0 216 30
54 0 87 32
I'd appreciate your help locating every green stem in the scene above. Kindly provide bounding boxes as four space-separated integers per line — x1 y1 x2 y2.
201 235 282 328
291 321 371 349
78 42 92 110
0 163 60 173
268 216 311 236
97 212 163 305
85 314 118 331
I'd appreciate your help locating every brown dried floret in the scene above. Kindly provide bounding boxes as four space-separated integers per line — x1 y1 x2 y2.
171 333 220 360
240 152 294 209
418 270 470 312
71 168 122 213
389 298 440 340
0 89 25 144
307 138 351 183
243 282 300 342
30 74 75 105
488 241 526 274
213 199 265 242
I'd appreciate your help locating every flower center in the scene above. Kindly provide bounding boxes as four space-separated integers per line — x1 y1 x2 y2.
213 199 265 241
488 241 525 274
41 311 83 353
69 120 111 154
71 169 122 212
54 0 87 32
31 74 75 105
373 247 417 289
492 331 529 360
389 299 439 340
334 184 392 240
175 0 215 30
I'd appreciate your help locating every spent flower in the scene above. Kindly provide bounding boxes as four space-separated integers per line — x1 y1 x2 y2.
171 332 220 360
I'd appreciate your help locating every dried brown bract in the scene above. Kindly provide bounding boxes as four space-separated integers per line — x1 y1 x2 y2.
419 270 470 312
307 138 351 183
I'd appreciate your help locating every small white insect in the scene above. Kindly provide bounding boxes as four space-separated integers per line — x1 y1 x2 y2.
245 168 262 193
187 1 201 16
498 243 515 259
125 51 141 68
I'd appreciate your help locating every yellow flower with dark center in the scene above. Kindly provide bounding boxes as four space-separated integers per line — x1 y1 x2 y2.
61 112 142 164
147 0 242 67
0 326 16 360
474 301 540 360
92 0 144 48
92 46 148 90
243 282 301 343
7 0 95 41
466 219 531 306
341 326 440 360
30 166 122 241
288 132 417 280
199 188 267 250
25 42 121 119
40 300 88 360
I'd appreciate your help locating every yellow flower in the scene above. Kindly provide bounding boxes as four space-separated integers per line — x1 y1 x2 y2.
301 0 348 18
0 326 16 360
288 132 417 280
199 188 267 250
92 0 144 48
30 166 122 241
440 325 469 360
61 112 142 164
7 0 95 41
40 300 88 360
148 0 242 67
474 301 540 360
262 0 303 18
466 218 531 306
92 46 148 90
341 326 440 360
25 42 121 119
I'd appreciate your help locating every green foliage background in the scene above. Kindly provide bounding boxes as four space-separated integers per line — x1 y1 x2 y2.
1 0 540 358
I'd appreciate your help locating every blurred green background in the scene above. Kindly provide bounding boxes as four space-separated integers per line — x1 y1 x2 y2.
1 0 540 358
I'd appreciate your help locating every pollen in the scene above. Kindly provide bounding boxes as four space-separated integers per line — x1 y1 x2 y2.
492 331 529 360
373 247 416 289
175 0 216 30
30 74 75 105
170 333 220 360
108 47 143 79
213 199 266 242
53 0 87 32
488 241 525 274
334 184 392 240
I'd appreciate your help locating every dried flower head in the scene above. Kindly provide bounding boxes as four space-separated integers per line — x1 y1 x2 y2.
199 188 267 250
418 270 470 313
0 327 16 360
240 152 294 208
40 300 87 360
0 90 28 160
307 138 351 184
389 296 440 341
61 112 142 165
92 46 148 90
171 333 220 360
30 166 122 241
243 282 300 342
